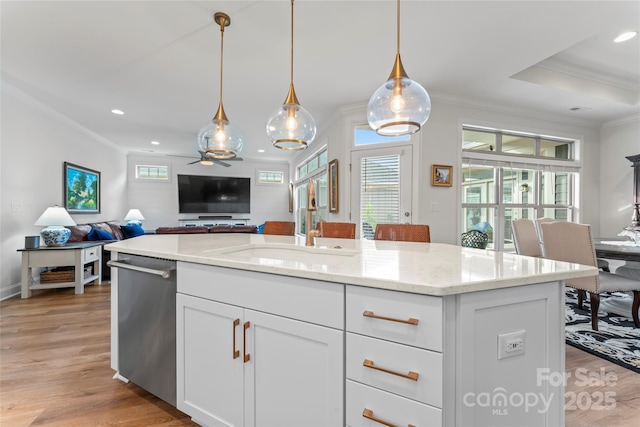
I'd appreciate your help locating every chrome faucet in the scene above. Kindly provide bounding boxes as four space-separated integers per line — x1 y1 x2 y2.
306 178 321 246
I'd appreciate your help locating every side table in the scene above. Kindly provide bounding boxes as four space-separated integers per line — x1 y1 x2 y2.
18 242 103 299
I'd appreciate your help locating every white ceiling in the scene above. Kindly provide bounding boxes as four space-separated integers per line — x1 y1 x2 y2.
2 1 639 163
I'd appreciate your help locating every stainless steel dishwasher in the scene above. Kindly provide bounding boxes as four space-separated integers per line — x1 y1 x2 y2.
108 254 177 406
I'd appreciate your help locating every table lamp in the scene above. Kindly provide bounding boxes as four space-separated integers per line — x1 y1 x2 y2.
34 206 76 246
124 209 145 225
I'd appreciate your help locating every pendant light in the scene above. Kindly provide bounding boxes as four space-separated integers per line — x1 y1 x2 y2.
266 0 316 150
197 12 243 159
367 0 431 136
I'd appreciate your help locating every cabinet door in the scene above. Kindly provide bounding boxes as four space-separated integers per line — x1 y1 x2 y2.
177 294 244 427
244 310 343 427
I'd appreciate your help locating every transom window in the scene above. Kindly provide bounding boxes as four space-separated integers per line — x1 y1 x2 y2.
135 164 169 181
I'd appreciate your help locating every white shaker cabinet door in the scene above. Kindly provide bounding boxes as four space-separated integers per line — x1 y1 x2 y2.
244 309 344 427
177 294 244 427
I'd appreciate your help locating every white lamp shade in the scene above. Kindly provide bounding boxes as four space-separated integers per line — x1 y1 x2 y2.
34 206 76 227
124 209 145 221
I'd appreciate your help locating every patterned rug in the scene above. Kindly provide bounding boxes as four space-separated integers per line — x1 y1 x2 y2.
565 288 640 373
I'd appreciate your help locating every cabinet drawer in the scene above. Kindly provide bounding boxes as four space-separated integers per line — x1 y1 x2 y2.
83 247 100 262
178 262 344 329
346 286 442 352
346 380 442 427
346 333 442 408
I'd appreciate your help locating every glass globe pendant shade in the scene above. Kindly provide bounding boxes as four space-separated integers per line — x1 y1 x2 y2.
267 99 316 150
368 75 431 137
197 117 244 160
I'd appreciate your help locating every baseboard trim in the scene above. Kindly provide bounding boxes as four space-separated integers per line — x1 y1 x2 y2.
1 283 21 301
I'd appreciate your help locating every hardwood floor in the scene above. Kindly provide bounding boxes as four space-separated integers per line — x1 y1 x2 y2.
1 283 639 426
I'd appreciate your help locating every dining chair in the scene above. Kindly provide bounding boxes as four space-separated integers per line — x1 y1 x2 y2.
374 224 431 243
539 221 640 331
262 221 296 236
316 222 356 239
511 218 543 257
536 218 610 272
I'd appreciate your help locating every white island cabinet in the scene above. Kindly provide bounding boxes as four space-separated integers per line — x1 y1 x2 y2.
105 234 598 427
177 262 344 427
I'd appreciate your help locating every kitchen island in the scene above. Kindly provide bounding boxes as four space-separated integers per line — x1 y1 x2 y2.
105 233 597 427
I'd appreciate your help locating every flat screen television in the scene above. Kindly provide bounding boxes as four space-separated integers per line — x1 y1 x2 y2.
177 174 250 214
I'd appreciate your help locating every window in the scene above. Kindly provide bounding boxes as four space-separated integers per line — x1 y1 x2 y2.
360 154 401 235
257 170 284 184
295 148 328 235
354 126 410 146
135 165 169 181
461 126 579 252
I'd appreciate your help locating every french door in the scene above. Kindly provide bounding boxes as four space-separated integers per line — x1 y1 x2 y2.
350 146 413 239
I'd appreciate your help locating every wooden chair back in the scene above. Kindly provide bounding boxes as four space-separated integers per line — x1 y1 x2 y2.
317 222 356 239
373 224 431 243
262 221 295 236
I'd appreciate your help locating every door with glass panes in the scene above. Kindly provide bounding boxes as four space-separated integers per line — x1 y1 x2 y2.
350 146 413 239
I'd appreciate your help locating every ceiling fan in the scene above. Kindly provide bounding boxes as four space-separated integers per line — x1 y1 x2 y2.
169 151 243 167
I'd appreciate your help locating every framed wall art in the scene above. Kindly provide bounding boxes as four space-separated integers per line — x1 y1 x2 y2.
328 159 339 213
64 162 101 213
431 164 453 187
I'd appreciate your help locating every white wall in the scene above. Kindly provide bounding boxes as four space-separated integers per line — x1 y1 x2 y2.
599 116 640 237
127 154 292 230
0 83 127 298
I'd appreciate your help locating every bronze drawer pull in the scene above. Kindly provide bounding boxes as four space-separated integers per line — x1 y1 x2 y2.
363 310 419 325
363 359 419 381
362 408 416 427
232 318 240 359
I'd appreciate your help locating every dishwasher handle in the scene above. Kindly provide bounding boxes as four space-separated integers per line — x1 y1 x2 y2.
107 260 174 279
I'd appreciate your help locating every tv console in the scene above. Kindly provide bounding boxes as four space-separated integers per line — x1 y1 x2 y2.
179 218 249 227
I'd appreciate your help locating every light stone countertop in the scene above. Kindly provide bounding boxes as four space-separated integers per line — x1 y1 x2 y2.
104 233 598 296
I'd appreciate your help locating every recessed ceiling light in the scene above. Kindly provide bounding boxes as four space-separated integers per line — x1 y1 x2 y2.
614 31 638 43
150 141 160 145
258 149 265 153
111 109 124 115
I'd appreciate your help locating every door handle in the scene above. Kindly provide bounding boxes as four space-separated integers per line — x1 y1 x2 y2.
232 318 240 359
243 321 251 363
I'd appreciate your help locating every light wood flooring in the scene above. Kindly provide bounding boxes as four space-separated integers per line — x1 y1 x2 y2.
1 283 639 426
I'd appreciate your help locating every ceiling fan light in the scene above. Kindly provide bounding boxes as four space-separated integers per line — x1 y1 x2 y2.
197 119 243 159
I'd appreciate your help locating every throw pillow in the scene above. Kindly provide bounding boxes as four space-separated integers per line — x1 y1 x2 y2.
121 223 145 238
87 227 114 241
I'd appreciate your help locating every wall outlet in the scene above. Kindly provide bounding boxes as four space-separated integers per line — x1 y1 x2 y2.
497 329 526 359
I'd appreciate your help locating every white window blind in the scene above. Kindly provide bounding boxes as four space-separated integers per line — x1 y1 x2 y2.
360 154 401 227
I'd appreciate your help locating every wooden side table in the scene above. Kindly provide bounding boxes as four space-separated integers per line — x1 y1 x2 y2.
18 242 103 299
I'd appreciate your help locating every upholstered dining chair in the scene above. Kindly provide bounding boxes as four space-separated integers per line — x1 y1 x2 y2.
262 221 295 236
536 217 610 271
539 221 640 331
317 222 356 239
511 218 543 257
374 224 431 243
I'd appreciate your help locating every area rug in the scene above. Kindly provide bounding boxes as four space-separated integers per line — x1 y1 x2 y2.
565 288 640 373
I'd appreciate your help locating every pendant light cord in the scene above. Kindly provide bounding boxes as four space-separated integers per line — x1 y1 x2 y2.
219 18 226 104
396 0 400 55
290 0 295 86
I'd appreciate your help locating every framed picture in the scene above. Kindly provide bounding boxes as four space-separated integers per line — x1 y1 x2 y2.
431 164 453 187
64 162 101 213
328 159 339 213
